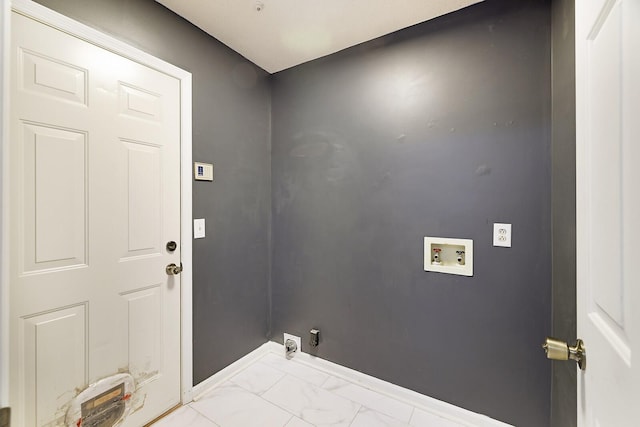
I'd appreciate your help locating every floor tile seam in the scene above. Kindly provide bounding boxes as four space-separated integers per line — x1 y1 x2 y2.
350 406 415 427
344 402 364 427
228 364 287 396
256 355 297 381
254 375 317 423
263 374 364 427
224 353 298 398
407 406 417 427
282 352 470 426
257 370 290 397
328 380 416 421
343 398 414 425
319 374 334 388
409 406 469 427
313 373 414 423
192 365 253 400
280 372 372 419
285 354 414 405
408 405 418 426
197 349 461 427
191 382 295 427
282 413 296 427
272 356 413 424
261 356 330 388
186 401 222 426
346 406 361 427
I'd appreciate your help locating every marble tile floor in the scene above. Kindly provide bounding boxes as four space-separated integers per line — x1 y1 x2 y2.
152 352 467 427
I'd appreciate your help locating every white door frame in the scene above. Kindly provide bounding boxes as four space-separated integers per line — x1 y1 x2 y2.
0 0 195 408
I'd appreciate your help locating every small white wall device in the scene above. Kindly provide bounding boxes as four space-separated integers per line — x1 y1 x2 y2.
194 162 213 181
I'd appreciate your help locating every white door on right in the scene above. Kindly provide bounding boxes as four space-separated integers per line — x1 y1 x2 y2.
576 0 640 425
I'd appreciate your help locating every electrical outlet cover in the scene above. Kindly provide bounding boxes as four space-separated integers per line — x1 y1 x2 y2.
283 333 301 354
493 223 512 247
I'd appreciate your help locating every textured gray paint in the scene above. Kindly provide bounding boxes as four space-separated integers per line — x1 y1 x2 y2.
270 1 552 426
32 0 272 385
550 0 577 425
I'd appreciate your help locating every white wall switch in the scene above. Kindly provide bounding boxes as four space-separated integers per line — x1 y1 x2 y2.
194 162 213 181
194 218 206 239
493 223 512 247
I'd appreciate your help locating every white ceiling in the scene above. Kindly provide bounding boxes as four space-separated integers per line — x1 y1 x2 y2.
156 0 482 74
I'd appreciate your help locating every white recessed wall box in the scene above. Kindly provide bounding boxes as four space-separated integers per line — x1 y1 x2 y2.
424 236 473 277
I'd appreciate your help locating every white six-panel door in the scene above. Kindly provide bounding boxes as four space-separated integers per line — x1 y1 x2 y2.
9 10 182 426
576 0 640 424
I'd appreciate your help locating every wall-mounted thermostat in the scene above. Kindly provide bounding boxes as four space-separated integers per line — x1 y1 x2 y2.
194 162 213 181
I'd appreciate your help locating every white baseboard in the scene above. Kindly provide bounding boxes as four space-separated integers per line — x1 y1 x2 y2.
266 342 512 427
193 340 511 426
191 342 276 400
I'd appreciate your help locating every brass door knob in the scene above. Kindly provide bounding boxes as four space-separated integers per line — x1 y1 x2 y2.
166 263 183 275
542 337 586 370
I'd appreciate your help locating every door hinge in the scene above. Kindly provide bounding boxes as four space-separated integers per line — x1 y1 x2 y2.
0 407 10 427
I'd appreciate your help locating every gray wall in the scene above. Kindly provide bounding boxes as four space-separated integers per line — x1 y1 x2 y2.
270 1 552 426
25 1 567 424
32 0 272 385
550 0 577 425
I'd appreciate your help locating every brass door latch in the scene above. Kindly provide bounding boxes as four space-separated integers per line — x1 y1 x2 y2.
542 337 586 370
165 263 183 275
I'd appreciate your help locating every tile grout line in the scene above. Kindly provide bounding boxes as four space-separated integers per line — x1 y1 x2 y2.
408 405 416 426
190 348 469 427
186 402 221 427
278 349 478 426
270 354 415 427
255 374 317 426
225 353 339 426
317 373 414 424
262 372 365 427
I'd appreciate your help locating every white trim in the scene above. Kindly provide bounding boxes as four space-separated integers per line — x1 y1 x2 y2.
191 342 277 400
194 341 511 427
180 74 194 403
0 0 194 408
0 0 11 409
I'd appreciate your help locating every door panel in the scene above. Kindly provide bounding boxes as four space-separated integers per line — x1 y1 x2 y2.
122 286 162 386
576 0 640 424
19 49 87 105
586 0 623 329
126 142 162 254
22 304 87 427
10 11 181 427
23 123 87 272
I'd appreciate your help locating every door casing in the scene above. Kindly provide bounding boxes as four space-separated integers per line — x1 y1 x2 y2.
0 0 195 408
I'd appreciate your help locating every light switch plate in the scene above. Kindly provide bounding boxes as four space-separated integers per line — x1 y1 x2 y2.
194 162 213 181
194 218 206 239
493 223 512 247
